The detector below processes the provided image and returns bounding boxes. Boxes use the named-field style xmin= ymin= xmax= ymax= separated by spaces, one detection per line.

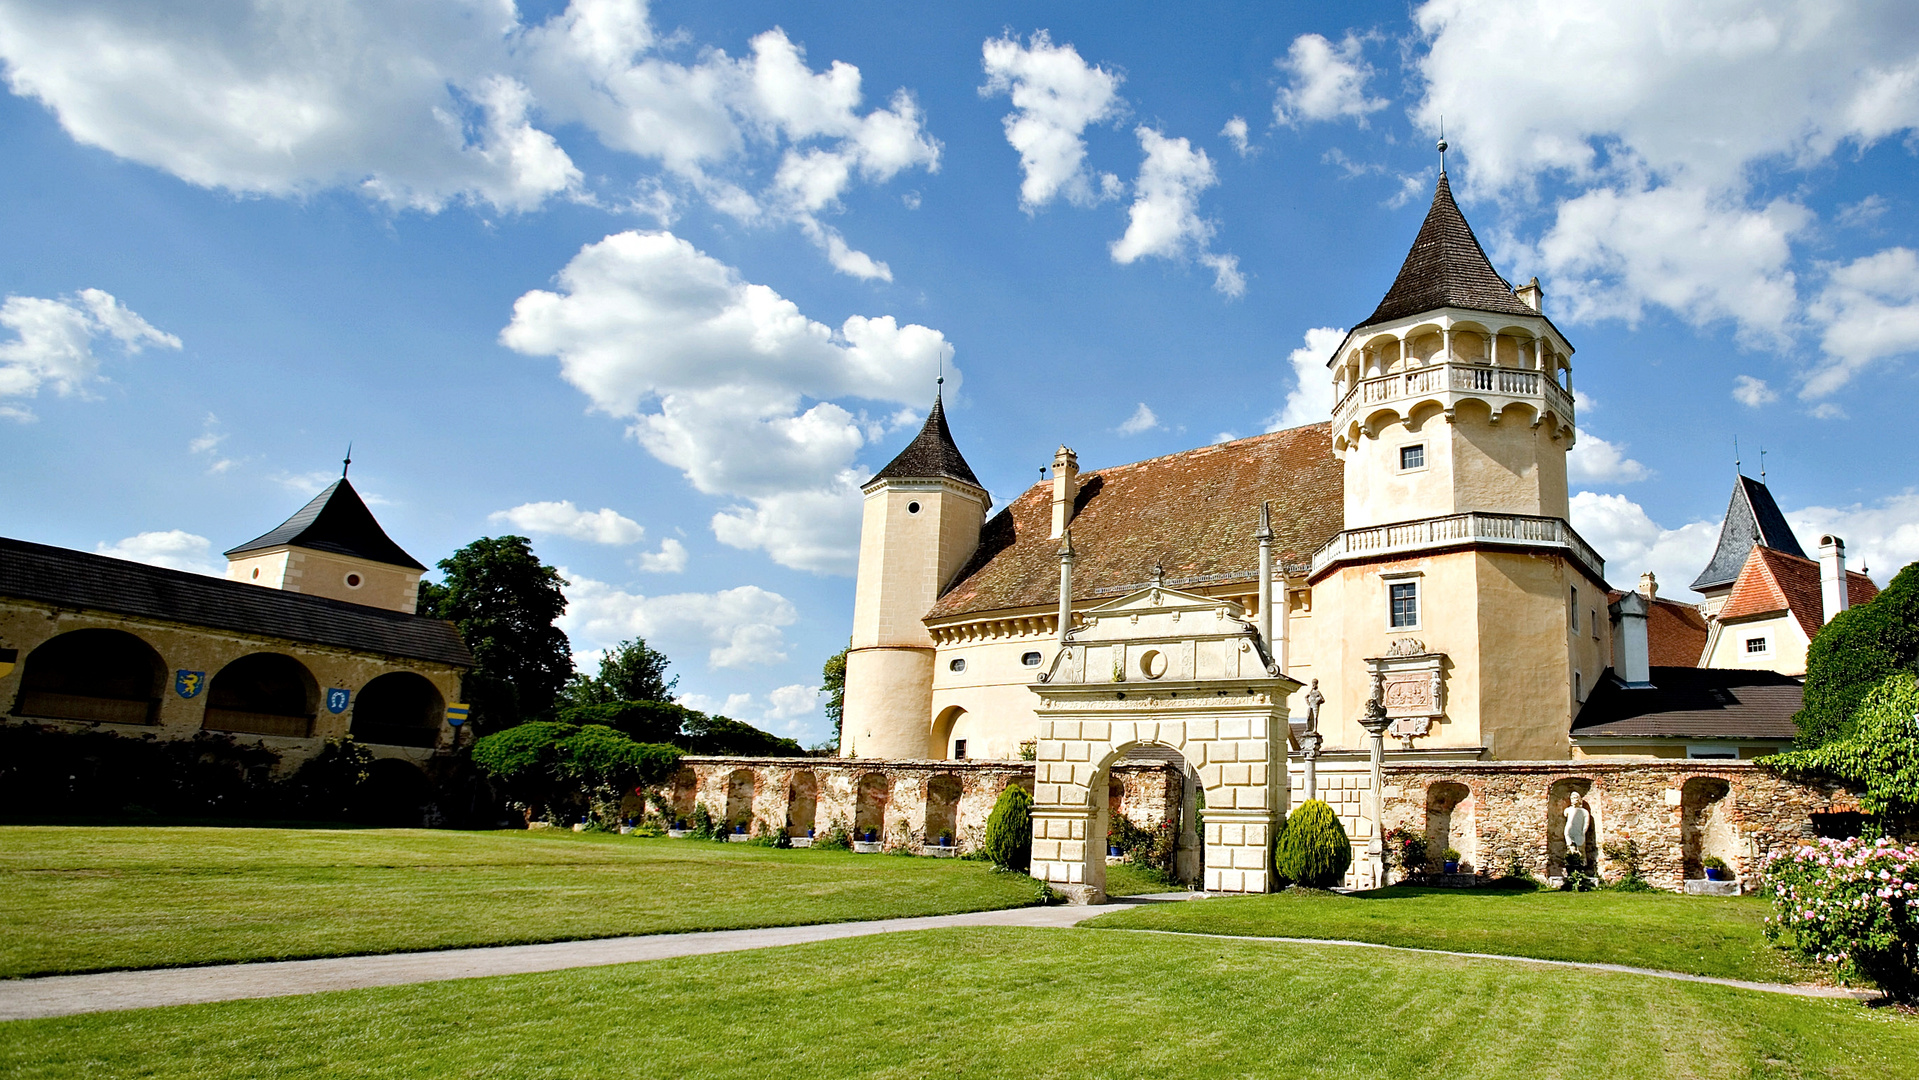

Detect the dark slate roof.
xmin=1357 ymin=172 xmax=1537 ymax=331
xmin=1689 ymin=475 xmax=1807 ymax=593
xmin=1572 ymin=666 xmax=1802 ymax=740
xmin=1 ymin=537 xmax=473 ymax=667
xmin=225 ymin=478 xmax=427 ymax=571
xmin=928 ymin=424 xmax=1343 ymax=619
xmin=870 ymin=393 xmax=983 ymax=489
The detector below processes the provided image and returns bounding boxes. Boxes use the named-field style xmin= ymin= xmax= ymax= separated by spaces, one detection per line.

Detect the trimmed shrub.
xmin=1795 ymin=562 xmax=1919 ymax=748
xmin=983 ymin=784 xmax=1033 ymax=871
xmin=470 ymin=721 xmax=682 ymax=826
xmin=1274 ymin=800 xmax=1351 ymax=888
xmin=1764 ymin=836 xmax=1919 ymax=1001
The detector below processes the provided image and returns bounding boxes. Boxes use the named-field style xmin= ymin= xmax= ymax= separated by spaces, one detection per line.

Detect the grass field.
xmin=6 ymin=927 xmax=1912 ymax=1079
xmin=1086 ymin=885 xmax=1819 ymax=985
xmin=0 ymin=827 xmax=1043 ymax=978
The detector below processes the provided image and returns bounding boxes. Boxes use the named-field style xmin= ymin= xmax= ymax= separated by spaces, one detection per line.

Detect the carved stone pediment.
xmin=1363 ymin=646 xmax=1446 ymax=747
xmin=1041 ymin=585 xmax=1275 ymax=686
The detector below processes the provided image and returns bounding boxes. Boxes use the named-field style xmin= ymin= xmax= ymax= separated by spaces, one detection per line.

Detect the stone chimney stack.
xmin=1516 ymin=276 xmax=1543 ymax=314
xmin=1639 ymin=571 xmax=1658 ymax=603
xmin=1819 ymin=535 xmax=1850 ymax=624
xmin=1610 ymin=591 xmax=1652 ymax=688
xmin=1050 ymin=446 xmax=1079 ymax=539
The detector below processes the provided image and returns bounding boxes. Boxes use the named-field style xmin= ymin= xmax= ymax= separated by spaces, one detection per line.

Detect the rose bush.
xmin=1763 ymin=836 xmax=1919 ymax=1001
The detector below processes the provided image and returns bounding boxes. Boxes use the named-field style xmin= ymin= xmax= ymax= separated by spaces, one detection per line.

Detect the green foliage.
xmin=1273 ymin=800 xmax=1351 ymax=889
xmin=553 ymin=699 xmax=803 ymax=757
xmin=1602 ymin=837 xmax=1654 ymax=891
xmin=1765 ymin=836 xmax=1919 ymax=1001
xmin=821 ymin=643 xmax=848 ymax=745
xmin=1383 ymin=826 xmax=1429 ymax=874
xmin=1560 ymin=851 xmax=1600 ymax=892
xmin=1769 ymin=673 xmax=1919 ymax=830
xmin=687 ymin=803 xmax=718 ymax=840
xmin=562 ymin=637 xmax=678 ymax=709
xmin=0 ymin=724 xmax=286 ymax=821
xmin=434 ymin=536 xmax=574 ymax=731
xmin=983 ymin=784 xmax=1033 ymax=871
xmin=469 ymin=721 xmax=681 ymax=826
xmin=281 ymin=738 xmax=374 ymax=820
xmin=811 ymin=817 xmax=853 ymax=851
xmin=414 ymin=577 xmax=449 ymax=617
xmin=1796 ymin=562 xmax=1919 ymax=747
xmin=1702 ymin=854 xmax=1729 ymax=871
xmin=1109 ymin=814 xmax=1178 ymax=881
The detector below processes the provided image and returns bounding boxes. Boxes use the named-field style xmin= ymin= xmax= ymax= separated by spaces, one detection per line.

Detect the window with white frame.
xmin=1389 ymin=580 xmax=1419 ymax=628
xmin=1398 ymin=443 xmax=1426 ymax=471
xmin=1744 ymin=635 xmax=1771 ymax=655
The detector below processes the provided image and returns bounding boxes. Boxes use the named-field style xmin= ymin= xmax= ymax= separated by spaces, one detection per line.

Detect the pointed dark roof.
xmin=870 ymin=393 xmax=982 ymax=489
xmin=225 ymin=478 xmax=427 ymax=571
xmin=1689 ymin=474 xmax=1806 ymax=593
xmin=1357 ymin=172 xmax=1536 ymax=330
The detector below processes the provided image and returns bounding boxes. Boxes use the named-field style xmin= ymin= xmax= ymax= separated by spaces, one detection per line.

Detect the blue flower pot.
xmin=1443 ymin=861 xmax=1459 ymax=874
xmin=1705 ymin=866 xmax=1731 ymax=881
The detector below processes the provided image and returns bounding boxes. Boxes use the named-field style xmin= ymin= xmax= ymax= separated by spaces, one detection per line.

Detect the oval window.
xmin=1139 ymin=649 xmax=1167 ymax=679
xmin=345 ymin=573 xmax=363 ymax=588
xmin=907 ymin=501 xmax=922 ymax=514
xmin=250 ymin=568 xmax=260 ymax=580
xmin=949 ymin=658 xmax=966 ymax=672
xmin=1021 ymin=651 xmax=1042 ymax=667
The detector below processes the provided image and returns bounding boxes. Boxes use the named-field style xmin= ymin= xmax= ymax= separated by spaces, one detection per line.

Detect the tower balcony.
xmin=1332 ymin=361 xmax=1575 ymax=449
xmin=1308 ymin=511 xmax=1605 ymax=582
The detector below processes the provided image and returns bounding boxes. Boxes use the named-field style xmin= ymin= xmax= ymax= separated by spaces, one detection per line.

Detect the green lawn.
xmin=0 ymin=827 xmax=1043 ymax=978
xmin=6 ymin=928 xmax=1913 ymax=1079
xmin=1086 ymin=885 xmax=1820 ymax=985
xmin=1100 ymin=861 xmax=1185 ymax=897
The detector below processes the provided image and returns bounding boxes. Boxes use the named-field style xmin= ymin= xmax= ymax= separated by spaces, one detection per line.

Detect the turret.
xmin=842 ymin=391 xmax=990 ymax=757
xmin=225 ymin=474 xmax=426 ymax=613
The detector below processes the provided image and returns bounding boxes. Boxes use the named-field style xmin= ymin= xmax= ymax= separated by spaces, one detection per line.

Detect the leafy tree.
xmin=1796 ymin=562 xmax=1919 ymax=747
xmin=433 ymin=536 xmax=573 ymax=731
xmin=1274 ymin=800 xmax=1352 ymax=888
xmin=563 ymin=637 xmax=677 ymax=707
xmin=554 ymin=699 xmax=804 ymax=757
xmin=414 ymin=578 xmax=449 ymax=617
xmin=470 ymin=721 xmax=681 ymax=826
xmin=984 ymin=783 xmax=1033 ymax=870
xmin=1770 ymin=674 xmax=1919 ymax=832
xmin=821 ymin=643 xmax=848 ymax=745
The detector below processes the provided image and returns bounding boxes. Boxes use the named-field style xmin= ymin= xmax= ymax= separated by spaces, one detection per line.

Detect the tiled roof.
xmin=225 ymin=478 xmax=427 ymax=571
xmin=1690 ymin=475 xmax=1805 ymax=593
xmin=1718 ymin=546 xmax=1880 ymax=641
xmin=1612 ymin=591 xmax=1711 ymax=667
xmin=1572 ymin=666 xmax=1802 ymax=740
xmin=870 ymin=393 xmax=982 ymax=489
xmin=927 ymin=424 xmax=1343 ymax=620
xmin=1356 ymin=172 xmax=1536 ymax=331
xmin=1 ymin=537 xmax=473 ymax=667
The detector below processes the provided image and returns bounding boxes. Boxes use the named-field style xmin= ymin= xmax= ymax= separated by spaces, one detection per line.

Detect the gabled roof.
xmin=1609 ymin=591 xmax=1710 ymax=667
xmin=1572 ymin=666 xmax=1802 ymax=740
xmin=927 ymin=424 xmax=1343 ymax=620
xmin=870 ymin=392 xmax=983 ymax=490
xmin=1357 ymin=172 xmax=1537 ymax=331
xmin=2 ymin=537 xmax=471 ymax=667
xmin=225 ymin=478 xmax=427 ymax=571
xmin=1718 ymin=546 xmax=1880 ymax=641
xmin=1690 ymin=475 xmax=1805 ymax=592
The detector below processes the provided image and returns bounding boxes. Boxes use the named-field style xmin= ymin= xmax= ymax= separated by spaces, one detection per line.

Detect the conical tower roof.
xmin=1689 ymin=474 xmax=1806 ymax=593
xmin=1358 ymin=172 xmax=1535 ymax=330
xmin=871 ymin=392 xmax=982 ymax=489
xmin=225 ymin=477 xmax=427 ymax=571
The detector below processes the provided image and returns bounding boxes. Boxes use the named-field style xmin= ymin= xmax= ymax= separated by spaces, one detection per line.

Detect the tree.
xmin=470 ymin=721 xmax=682 ymax=826
xmin=563 ymin=637 xmax=677 ymax=708
xmin=984 ymin=783 xmax=1033 ymax=870
xmin=433 ymin=536 xmax=573 ymax=732
xmin=821 ymin=643 xmax=848 ymax=746
xmin=1274 ymin=800 xmax=1352 ymax=888
xmin=554 ymin=699 xmax=805 ymax=757
xmin=1796 ymin=562 xmax=1919 ymax=747
xmin=1770 ymin=674 xmax=1919 ymax=831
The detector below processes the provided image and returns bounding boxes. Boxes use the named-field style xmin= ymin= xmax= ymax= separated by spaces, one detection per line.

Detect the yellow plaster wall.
xmin=1705 ymin=615 xmax=1811 ymax=677
xmin=850 ymin=483 xmax=986 ymax=651
xmin=226 ymin=546 xmax=421 ymax=614
xmin=841 ymin=646 xmax=934 ymax=758
xmin=1343 ymin=409 xmax=1569 ymax=529
xmin=1474 ymin=551 xmax=1602 ymax=761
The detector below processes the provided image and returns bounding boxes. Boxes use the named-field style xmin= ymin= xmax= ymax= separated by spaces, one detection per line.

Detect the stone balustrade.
xmin=1309 ymin=511 xmax=1605 ymax=580
xmin=1333 ymin=360 xmax=1575 ymax=427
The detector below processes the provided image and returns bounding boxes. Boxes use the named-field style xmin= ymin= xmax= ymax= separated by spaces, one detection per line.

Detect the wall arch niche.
xmin=786 ymin=771 xmax=818 ymax=837
xmin=724 ymin=769 xmax=756 ymax=832
xmin=855 ymin=773 xmax=890 ymax=842
xmin=15 ymin=628 xmax=165 ymax=725
xmin=349 ymin=671 xmax=444 ymax=748
xmin=1680 ymin=777 xmax=1736 ymax=880
xmin=1546 ymin=778 xmax=1598 ymax=875
xmin=1425 ymin=781 xmax=1475 ymax=874
xmin=203 ymin=653 xmax=318 ymax=737
xmin=667 ymin=768 xmax=698 ymax=826
xmin=925 ymin=774 xmax=962 ymax=846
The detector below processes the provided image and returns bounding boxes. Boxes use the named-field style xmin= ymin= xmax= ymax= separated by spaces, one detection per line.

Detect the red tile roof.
xmin=927 ymin=425 xmax=1344 ymax=620
xmin=1608 ymin=591 xmax=1710 ymax=667
xmin=1718 ymin=546 xmax=1880 ymax=640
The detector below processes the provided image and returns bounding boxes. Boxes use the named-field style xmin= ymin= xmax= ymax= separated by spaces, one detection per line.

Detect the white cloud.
xmin=490 ymin=500 xmax=645 ymax=544
xmin=1567 ymin=433 xmax=1650 ymax=484
xmin=1221 ymin=116 xmax=1252 ymax=157
xmin=1568 ymin=492 xmax=1719 ymax=601
xmin=1804 ymin=246 xmax=1919 ymax=399
xmin=1213 ymin=431 xmax=1239 ymax=444
xmin=1836 ymin=194 xmax=1888 ymax=229
xmin=559 ymin=569 xmax=797 ymax=670
xmin=1267 ymin=327 xmax=1344 ymax=430
xmin=1731 ymin=374 xmax=1779 ymax=408
xmin=1115 ymin=402 xmax=1161 ymax=435
xmin=188 ymin=413 xmax=235 ymax=474
xmin=636 ymin=536 xmax=688 ymax=573
xmin=1787 ymin=491 xmax=1919 ymax=585
xmin=765 ymin=683 xmax=821 ymax=720
xmin=0 ymin=288 xmax=179 ymax=420
xmin=677 ymin=692 xmax=757 ymax=719
xmin=1272 ymin=33 xmax=1387 ymax=127
xmin=980 ymin=31 xmax=1125 ymax=210
xmin=502 ymin=230 xmax=954 ymax=573
xmin=1111 ymin=127 xmax=1243 ymax=297
xmin=95 ymin=530 xmax=223 ymax=577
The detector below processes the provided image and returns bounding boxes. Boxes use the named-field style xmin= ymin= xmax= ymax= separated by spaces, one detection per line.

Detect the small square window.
xmin=1399 ymin=444 xmax=1425 ymax=470
xmin=953 ymin=739 xmax=967 ymax=760
xmin=1389 ymin=581 xmax=1419 ymax=628
xmin=1744 ymin=636 xmax=1769 ymax=655
xmin=1590 ymin=609 xmax=1599 ymax=639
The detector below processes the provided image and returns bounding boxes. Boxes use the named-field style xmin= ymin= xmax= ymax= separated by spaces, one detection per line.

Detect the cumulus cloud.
xmin=490 ymin=500 xmax=645 ymax=544
xmin=1731 ymin=374 xmax=1779 ymax=408
xmin=1221 ymin=116 xmax=1252 ymax=157
xmin=188 ymin=413 xmax=236 ymax=474
xmin=502 ymin=230 xmax=954 ymax=573
xmin=1804 ymin=247 xmax=1919 ymax=399
xmin=980 ymin=31 xmax=1125 ymax=210
xmin=636 ymin=536 xmax=689 ymax=573
xmin=0 ymin=288 xmax=179 ymax=420
xmin=1272 ymin=33 xmax=1387 ymax=126
xmin=1267 ymin=327 xmax=1345 ymax=430
xmin=559 ymin=569 xmax=797 ymax=670
xmin=1787 ymin=491 xmax=1919 ymax=585
xmin=1111 ymin=127 xmax=1243 ymax=296
xmin=96 ymin=530 xmax=223 ymax=577
xmin=1568 ymin=492 xmax=1719 ymax=600
xmin=765 ymin=683 xmax=821 ymax=720
xmin=1567 ymin=433 xmax=1650 ymax=484
xmin=1115 ymin=402 xmax=1161 ymax=435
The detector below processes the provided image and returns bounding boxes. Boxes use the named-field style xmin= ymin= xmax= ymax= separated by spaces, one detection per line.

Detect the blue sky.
xmin=3 ymin=1 xmax=1917 ymax=745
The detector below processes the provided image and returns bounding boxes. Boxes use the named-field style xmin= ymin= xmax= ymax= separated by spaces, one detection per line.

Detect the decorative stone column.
xmin=1357 ymin=689 xmax=1392 ymax=890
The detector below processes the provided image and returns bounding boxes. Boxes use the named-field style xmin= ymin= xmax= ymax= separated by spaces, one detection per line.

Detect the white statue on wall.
xmin=1563 ymin=791 xmax=1592 ymax=857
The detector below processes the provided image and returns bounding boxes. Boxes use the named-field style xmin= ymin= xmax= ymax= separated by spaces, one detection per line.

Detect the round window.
xmin=949 ymin=658 xmax=966 ymax=672
xmin=344 ymin=573 xmax=363 ymax=588
xmin=1021 ymin=651 xmax=1042 ymax=667
xmin=1138 ymin=649 xmax=1167 ymax=679
xmin=250 ymin=568 xmax=260 ymax=580
xmin=907 ymin=501 xmax=922 ymax=514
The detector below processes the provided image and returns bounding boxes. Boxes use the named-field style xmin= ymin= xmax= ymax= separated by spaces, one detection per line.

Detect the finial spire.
xmin=1151 ymin=561 xmax=1165 ymax=587
xmin=342 ymin=442 xmax=352 ymax=478
xmin=1734 ymin=435 xmax=1742 ymax=477
xmin=1759 ymin=445 xmax=1768 ymax=483
xmin=1437 ymin=117 xmax=1448 ymax=175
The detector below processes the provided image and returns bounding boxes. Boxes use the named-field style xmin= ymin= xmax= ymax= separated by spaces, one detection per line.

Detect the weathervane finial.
xmin=342 ymin=442 xmax=352 ymax=478
xmin=1437 ymin=116 xmax=1448 ymax=174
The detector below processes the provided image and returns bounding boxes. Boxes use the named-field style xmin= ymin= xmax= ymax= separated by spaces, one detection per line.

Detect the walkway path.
xmin=0 ymin=897 xmax=1876 ymax=1021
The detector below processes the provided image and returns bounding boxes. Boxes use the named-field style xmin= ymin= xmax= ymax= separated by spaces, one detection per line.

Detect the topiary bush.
xmin=1274 ymin=799 xmax=1352 ymax=888
xmin=1795 ymin=562 xmax=1919 ymax=748
xmin=983 ymin=784 xmax=1033 ymax=871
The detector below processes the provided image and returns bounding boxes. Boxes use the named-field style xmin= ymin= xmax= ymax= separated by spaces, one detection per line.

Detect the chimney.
xmin=1517 ymin=276 xmax=1543 ymax=314
xmin=1639 ymin=571 xmax=1658 ymax=603
xmin=1050 ymin=446 xmax=1079 ymax=539
xmin=1818 ymin=535 xmax=1850 ymax=624
xmin=1610 ymin=591 xmax=1651 ymax=688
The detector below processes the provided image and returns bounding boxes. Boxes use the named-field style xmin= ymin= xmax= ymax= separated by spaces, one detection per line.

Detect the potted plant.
xmin=1442 ymin=848 xmax=1462 ymax=874
xmin=734 ymin=822 xmax=746 ymax=835
xmin=939 ymin=831 xmax=953 ymax=848
xmin=807 ymin=826 xmax=815 ymax=838
xmin=1702 ymin=855 xmax=1732 ymax=881
xmin=865 ymin=828 xmax=877 ymax=843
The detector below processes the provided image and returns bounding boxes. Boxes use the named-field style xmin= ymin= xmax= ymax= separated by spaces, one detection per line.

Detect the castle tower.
xmin=842 ymin=392 xmax=990 ymax=757
xmin=225 ymin=476 xmax=427 ymax=614
xmin=1307 ymin=165 xmax=1608 ymax=761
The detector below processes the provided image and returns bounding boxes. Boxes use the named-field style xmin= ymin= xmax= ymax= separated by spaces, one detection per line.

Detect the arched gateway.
xmin=1028 ymin=585 xmax=1299 ymax=902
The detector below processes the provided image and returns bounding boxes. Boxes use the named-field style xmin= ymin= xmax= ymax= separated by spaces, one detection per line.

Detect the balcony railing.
xmin=1309 ymin=511 xmax=1605 ymax=580
xmin=1333 ymin=361 xmax=1575 ymax=424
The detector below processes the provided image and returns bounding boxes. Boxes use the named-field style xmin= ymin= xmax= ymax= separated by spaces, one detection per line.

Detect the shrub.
xmin=1764 ymin=836 xmax=1919 ymax=1001
xmin=1442 ymin=847 xmax=1462 ymax=864
xmin=1768 ymin=674 xmax=1919 ymax=833
xmin=1702 ymin=854 xmax=1728 ymax=871
xmin=470 ymin=721 xmax=682 ymax=827
xmin=1794 ymin=562 xmax=1919 ymax=748
xmin=1274 ymin=800 xmax=1351 ymax=888
xmin=1110 ymin=814 xmax=1179 ymax=880
xmin=1383 ymin=826 xmax=1429 ymax=875
xmin=812 ymin=817 xmax=853 ymax=851
xmin=687 ymin=802 xmax=718 ymax=840
xmin=983 ymin=784 xmax=1033 ymax=871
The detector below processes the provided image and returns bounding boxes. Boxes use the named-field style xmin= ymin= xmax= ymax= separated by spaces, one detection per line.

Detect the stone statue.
xmin=1303 ymin=679 xmax=1324 ymax=733
xmin=1563 ymin=791 xmax=1592 ymax=857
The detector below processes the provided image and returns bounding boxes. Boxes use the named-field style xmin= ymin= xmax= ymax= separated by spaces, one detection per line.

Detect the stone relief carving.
xmin=1386 ymin=637 xmax=1427 ymax=657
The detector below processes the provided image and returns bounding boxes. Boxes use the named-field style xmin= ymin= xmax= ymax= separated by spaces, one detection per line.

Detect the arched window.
xmin=349 ymin=671 xmax=444 ymax=748
xmin=203 ymin=653 xmax=317 ymax=737
xmin=16 ymin=628 xmax=165 ymax=724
